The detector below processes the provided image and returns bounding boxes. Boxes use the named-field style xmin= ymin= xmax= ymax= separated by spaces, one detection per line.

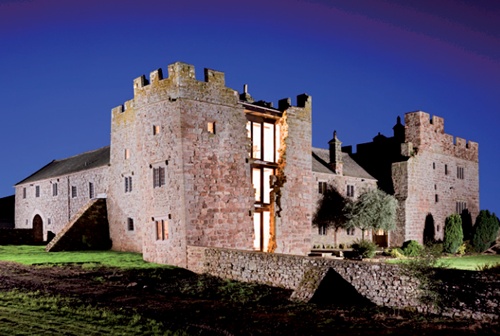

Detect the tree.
xmin=443 ymin=214 xmax=463 ymax=254
xmin=472 ymin=210 xmax=500 ymax=253
xmin=312 ymin=184 xmax=351 ymax=244
xmin=343 ymin=188 xmax=398 ymax=240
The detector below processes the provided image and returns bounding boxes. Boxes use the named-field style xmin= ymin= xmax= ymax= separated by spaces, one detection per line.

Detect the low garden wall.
xmin=0 ymin=228 xmax=35 ymax=245
xmin=187 ymin=246 xmax=499 ymax=320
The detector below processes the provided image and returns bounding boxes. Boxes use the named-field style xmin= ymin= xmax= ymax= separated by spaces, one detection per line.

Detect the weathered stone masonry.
xmin=187 ymin=246 xmax=499 ymax=320
xmin=109 ymin=62 xmax=313 ymax=267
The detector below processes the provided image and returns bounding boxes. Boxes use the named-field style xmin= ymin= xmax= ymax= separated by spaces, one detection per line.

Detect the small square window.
xmin=207 ymin=122 xmax=216 ymax=134
xmin=153 ymin=125 xmax=160 ymax=135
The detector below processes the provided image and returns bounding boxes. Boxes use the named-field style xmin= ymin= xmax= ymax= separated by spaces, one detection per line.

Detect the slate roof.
xmin=312 ymin=147 xmax=376 ymax=180
xmin=16 ymin=146 xmax=110 ymax=185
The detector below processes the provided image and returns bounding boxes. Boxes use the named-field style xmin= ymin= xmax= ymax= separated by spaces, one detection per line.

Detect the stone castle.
xmin=12 ymin=61 xmax=479 ymax=266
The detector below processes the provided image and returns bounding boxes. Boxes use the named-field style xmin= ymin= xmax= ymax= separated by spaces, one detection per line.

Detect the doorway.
xmin=33 ymin=215 xmax=43 ymax=242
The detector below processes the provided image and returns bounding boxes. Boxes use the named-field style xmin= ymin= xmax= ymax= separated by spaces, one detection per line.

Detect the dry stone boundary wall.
xmin=187 ymin=246 xmax=499 ymax=320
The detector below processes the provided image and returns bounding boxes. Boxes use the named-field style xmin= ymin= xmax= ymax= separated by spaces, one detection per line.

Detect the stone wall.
xmin=187 ymin=246 xmax=499 ymax=319
xmin=390 ymin=111 xmax=480 ymax=246
xmin=275 ymin=95 xmax=313 ymax=255
xmin=109 ymin=62 xmax=256 ymax=267
xmin=46 ymin=198 xmax=110 ymax=252
xmin=0 ymin=228 xmax=35 ymax=245
xmin=15 ymin=165 xmax=109 ymax=241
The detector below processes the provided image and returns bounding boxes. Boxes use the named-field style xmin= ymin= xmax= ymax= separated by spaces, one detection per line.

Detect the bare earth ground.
xmin=0 ymin=261 xmax=498 ymax=335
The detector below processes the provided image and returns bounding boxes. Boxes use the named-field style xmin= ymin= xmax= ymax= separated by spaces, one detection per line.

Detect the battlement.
xmin=404 ymin=111 xmax=478 ymax=161
xmin=131 ymin=61 xmax=227 ymax=95
xmin=278 ymin=94 xmax=312 ymax=111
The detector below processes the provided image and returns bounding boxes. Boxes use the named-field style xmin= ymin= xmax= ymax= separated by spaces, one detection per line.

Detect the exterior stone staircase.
xmin=46 ymin=198 xmax=111 ymax=252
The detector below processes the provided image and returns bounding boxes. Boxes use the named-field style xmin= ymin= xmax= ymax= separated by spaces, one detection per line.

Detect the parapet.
xmin=278 ymin=94 xmax=312 ymax=111
xmin=131 ymin=61 xmax=227 ymax=96
xmin=404 ymin=111 xmax=478 ymax=161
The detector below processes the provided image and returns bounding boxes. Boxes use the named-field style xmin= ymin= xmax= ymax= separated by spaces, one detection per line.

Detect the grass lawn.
xmin=0 ymin=245 xmax=170 ymax=269
xmin=437 ymin=254 xmax=500 ymax=270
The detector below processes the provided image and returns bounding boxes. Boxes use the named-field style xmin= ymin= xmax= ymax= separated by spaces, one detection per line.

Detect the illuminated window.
xmin=153 ymin=125 xmax=160 ymax=135
xmin=248 ymin=120 xmax=280 ymax=163
xmin=125 ymin=149 xmax=130 ymax=160
xmin=207 ymin=122 xmax=216 ymax=134
xmin=155 ymin=220 xmax=168 ymax=240
xmin=252 ymin=168 xmax=261 ymax=202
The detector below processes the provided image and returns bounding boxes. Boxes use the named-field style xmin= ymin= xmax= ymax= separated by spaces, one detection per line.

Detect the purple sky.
xmin=1 ymin=0 xmax=499 ymax=215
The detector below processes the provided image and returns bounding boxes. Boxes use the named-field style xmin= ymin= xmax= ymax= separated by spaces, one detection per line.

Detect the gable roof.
xmin=312 ymin=147 xmax=376 ymax=180
xmin=15 ymin=146 xmax=110 ymax=185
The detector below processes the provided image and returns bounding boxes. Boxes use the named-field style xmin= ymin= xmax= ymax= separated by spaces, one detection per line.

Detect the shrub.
xmin=389 ymin=248 xmax=406 ymax=259
xmin=443 ymin=214 xmax=463 ymax=254
xmin=472 ymin=210 xmax=500 ymax=253
xmin=351 ymin=239 xmax=377 ymax=259
xmin=402 ymin=240 xmax=424 ymax=257
xmin=456 ymin=243 xmax=466 ymax=256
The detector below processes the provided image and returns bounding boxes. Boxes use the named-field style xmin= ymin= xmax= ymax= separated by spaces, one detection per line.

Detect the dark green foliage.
xmin=443 ymin=214 xmax=463 ymax=254
xmin=351 ymin=239 xmax=377 ymax=258
xmin=472 ymin=210 xmax=500 ymax=253
xmin=313 ymin=184 xmax=351 ymax=230
xmin=402 ymin=240 xmax=423 ymax=257
xmin=344 ymin=188 xmax=398 ymax=239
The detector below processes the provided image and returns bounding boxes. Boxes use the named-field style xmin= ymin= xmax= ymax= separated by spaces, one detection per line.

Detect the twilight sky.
xmin=1 ymin=0 xmax=499 ymax=215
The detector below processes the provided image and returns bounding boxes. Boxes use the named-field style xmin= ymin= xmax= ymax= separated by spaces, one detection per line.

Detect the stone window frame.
xmin=127 ymin=217 xmax=134 ymax=231
xmin=35 ymin=185 xmax=40 ymax=198
xmin=207 ymin=121 xmax=216 ymax=134
xmin=124 ymin=149 xmax=130 ymax=160
xmin=318 ymin=181 xmax=327 ymax=194
xmin=23 ymin=187 xmax=26 ymax=199
xmin=456 ymin=201 xmax=467 ymax=214
xmin=71 ymin=186 xmax=77 ymax=198
xmin=124 ymin=176 xmax=133 ymax=193
xmin=153 ymin=125 xmax=160 ymax=135
xmin=346 ymin=184 xmax=355 ymax=197
xmin=152 ymin=165 xmax=166 ymax=188
xmin=154 ymin=217 xmax=168 ymax=241
xmin=435 ymin=194 xmax=439 ymax=203
xmin=89 ymin=182 xmax=94 ymax=199
xmin=445 ymin=164 xmax=448 ymax=175
xmin=346 ymin=227 xmax=355 ymax=236
xmin=52 ymin=183 xmax=58 ymax=197
xmin=318 ymin=224 xmax=327 ymax=235
xmin=457 ymin=166 xmax=465 ymax=180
